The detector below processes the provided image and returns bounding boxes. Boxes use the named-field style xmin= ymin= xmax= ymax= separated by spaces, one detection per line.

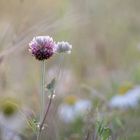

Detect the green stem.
xmin=37 ymin=61 xmax=46 ymax=140
xmin=41 ymin=60 xmax=46 ymax=121
xmin=37 ymin=55 xmax=64 ymax=140
xmin=37 ymin=132 xmax=40 ymax=140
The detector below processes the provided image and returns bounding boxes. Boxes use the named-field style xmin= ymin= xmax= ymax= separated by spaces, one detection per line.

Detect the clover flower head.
xmin=55 ymin=41 xmax=72 ymax=54
xmin=29 ymin=36 xmax=56 ymax=60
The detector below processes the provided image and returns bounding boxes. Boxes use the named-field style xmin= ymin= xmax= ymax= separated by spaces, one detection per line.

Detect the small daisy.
xmin=0 ymin=98 xmax=29 ymax=140
xmin=58 ymin=96 xmax=92 ymax=123
xmin=109 ymin=86 xmax=140 ymax=109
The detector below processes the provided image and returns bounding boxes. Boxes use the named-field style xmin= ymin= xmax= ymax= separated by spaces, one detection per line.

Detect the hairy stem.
xmin=37 ymin=55 xmax=63 ymax=140
xmin=41 ymin=60 xmax=46 ymax=121
xmin=37 ymin=61 xmax=46 ymax=140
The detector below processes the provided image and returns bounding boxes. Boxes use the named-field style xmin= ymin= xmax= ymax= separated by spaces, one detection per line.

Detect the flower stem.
xmin=41 ymin=61 xmax=46 ymax=121
xmin=37 ymin=61 xmax=46 ymax=140
xmin=37 ymin=55 xmax=63 ymax=140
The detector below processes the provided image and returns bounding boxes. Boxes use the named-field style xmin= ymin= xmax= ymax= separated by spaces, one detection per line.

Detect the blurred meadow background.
xmin=0 ymin=0 xmax=140 ymax=140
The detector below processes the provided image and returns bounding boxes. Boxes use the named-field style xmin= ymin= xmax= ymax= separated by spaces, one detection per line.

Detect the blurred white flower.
xmin=58 ymin=98 xmax=92 ymax=123
xmin=0 ymin=112 xmax=27 ymax=140
xmin=58 ymin=104 xmax=76 ymax=123
xmin=109 ymin=86 xmax=140 ymax=109
xmin=55 ymin=41 xmax=72 ymax=54
xmin=0 ymin=99 xmax=29 ymax=140
xmin=1 ymin=129 xmax=21 ymax=140
xmin=74 ymin=100 xmax=92 ymax=115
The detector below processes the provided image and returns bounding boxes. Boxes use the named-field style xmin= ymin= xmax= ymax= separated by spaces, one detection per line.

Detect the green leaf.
xmin=28 ymin=118 xmax=38 ymax=133
xmin=97 ymin=120 xmax=104 ymax=136
xmin=102 ymin=128 xmax=111 ymax=140
xmin=96 ymin=120 xmax=111 ymax=140
xmin=115 ymin=117 xmax=124 ymax=129
xmin=46 ymin=78 xmax=56 ymax=92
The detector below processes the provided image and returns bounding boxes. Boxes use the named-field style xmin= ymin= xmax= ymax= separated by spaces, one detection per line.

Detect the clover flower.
xmin=55 ymin=41 xmax=72 ymax=54
xmin=28 ymin=36 xmax=73 ymax=138
xmin=29 ymin=36 xmax=56 ymax=60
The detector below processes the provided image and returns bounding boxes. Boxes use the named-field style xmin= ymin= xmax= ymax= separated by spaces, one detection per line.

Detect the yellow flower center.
xmin=118 ymin=82 xmax=133 ymax=95
xmin=0 ymin=98 xmax=19 ymax=117
xmin=64 ymin=95 xmax=77 ymax=105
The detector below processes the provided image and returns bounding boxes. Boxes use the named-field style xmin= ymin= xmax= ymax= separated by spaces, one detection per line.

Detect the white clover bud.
xmin=55 ymin=41 xmax=72 ymax=54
